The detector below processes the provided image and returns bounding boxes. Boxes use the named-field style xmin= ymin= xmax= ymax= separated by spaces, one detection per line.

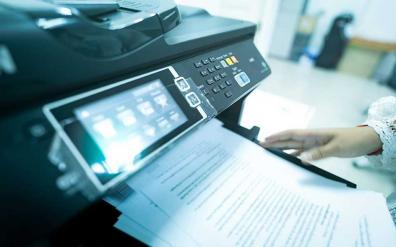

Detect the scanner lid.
xmin=0 ymin=0 xmax=180 ymax=58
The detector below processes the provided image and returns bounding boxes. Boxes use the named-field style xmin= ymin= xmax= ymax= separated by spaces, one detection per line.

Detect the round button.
xmin=24 ymin=120 xmax=52 ymax=141
xmin=29 ymin=124 xmax=47 ymax=138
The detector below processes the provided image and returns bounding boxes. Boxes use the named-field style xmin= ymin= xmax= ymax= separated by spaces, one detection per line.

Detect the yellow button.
xmin=225 ymin=57 xmax=234 ymax=65
xmin=231 ymin=56 xmax=238 ymax=63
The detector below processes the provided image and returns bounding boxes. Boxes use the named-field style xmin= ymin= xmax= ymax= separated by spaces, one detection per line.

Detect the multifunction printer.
xmin=0 ymin=0 xmax=271 ymax=245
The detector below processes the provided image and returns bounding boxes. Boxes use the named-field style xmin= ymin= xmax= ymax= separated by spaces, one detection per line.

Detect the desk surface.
xmin=351 ymin=37 xmax=396 ymax=52
xmin=242 ymin=57 xmax=396 ymax=197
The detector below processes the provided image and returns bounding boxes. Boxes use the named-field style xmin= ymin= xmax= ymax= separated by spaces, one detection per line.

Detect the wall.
xmin=306 ymin=0 xmax=368 ymax=54
xmin=268 ymin=0 xmax=306 ymax=59
xmin=174 ymin=0 xmax=396 ymax=58
xmin=354 ymin=0 xmax=396 ymax=43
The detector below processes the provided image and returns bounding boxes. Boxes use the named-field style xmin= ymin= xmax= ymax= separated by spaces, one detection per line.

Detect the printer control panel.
xmin=39 ymin=39 xmax=270 ymax=200
xmin=174 ymin=39 xmax=271 ymax=113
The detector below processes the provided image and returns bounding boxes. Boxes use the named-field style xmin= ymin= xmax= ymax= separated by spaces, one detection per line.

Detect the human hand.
xmin=261 ymin=127 xmax=382 ymax=162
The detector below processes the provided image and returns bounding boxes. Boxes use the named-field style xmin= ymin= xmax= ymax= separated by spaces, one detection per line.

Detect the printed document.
xmin=113 ymin=119 xmax=396 ymax=246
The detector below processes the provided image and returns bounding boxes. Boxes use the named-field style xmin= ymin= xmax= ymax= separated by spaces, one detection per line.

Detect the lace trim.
xmin=367 ymin=96 xmax=396 ymax=120
xmin=364 ymin=96 xmax=396 ymax=169
xmin=366 ymin=119 xmax=396 ymax=169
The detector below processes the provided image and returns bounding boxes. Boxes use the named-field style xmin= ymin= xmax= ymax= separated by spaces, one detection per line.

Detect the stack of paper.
xmin=106 ymin=119 xmax=396 ymax=247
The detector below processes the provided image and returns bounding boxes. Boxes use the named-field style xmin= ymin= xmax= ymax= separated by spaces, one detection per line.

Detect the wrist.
xmin=358 ymin=126 xmax=383 ymax=155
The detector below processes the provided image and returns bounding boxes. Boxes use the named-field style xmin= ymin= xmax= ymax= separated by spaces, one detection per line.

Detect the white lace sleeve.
xmin=365 ymin=96 xmax=396 ymax=169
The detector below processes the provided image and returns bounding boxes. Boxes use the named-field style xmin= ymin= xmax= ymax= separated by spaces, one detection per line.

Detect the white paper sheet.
xmin=122 ymin=119 xmax=395 ymax=246
xmin=240 ymin=90 xmax=315 ymax=141
xmin=112 ymin=119 xmax=395 ymax=246
xmin=115 ymin=215 xmax=171 ymax=247
xmin=115 ymin=191 xmax=199 ymax=247
xmin=115 ymin=183 xmax=395 ymax=247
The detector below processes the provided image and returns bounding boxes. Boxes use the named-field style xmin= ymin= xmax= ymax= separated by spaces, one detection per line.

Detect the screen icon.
xmin=154 ymin=94 xmax=169 ymax=108
xmin=93 ymin=119 xmax=117 ymax=138
xmin=91 ymin=162 xmax=106 ymax=174
xmin=117 ymin=109 xmax=136 ymax=126
xmin=80 ymin=110 xmax=90 ymax=118
xmin=137 ymin=101 xmax=155 ymax=116
xmin=169 ymin=111 xmax=181 ymax=122
xmin=157 ymin=118 xmax=171 ymax=130
xmin=143 ymin=124 xmax=156 ymax=137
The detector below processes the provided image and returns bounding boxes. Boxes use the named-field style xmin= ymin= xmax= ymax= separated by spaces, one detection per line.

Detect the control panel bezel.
xmin=43 ymin=66 xmax=209 ymax=198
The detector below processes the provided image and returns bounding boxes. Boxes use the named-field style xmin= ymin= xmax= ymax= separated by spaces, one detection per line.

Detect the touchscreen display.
xmin=74 ymin=80 xmax=188 ymax=177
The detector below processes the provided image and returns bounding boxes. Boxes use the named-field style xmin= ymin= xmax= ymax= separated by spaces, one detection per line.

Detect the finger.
xmin=290 ymin=150 xmax=303 ymax=156
xmin=264 ymin=130 xmax=300 ymax=143
xmin=265 ymin=129 xmax=315 ymax=143
xmin=287 ymin=150 xmax=311 ymax=166
xmin=300 ymin=144 xmax=336 ymax=161
xmin=261 ymin=140 xmax=305 ymax=150
xmin=300 ymin=159 xmax=312 ymax=166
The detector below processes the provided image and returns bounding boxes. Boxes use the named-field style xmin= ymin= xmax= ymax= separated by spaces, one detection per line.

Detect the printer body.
xmin=0 ymin=0 xmax=270 ymax=246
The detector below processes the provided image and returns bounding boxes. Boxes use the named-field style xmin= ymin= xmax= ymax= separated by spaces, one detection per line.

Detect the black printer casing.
xmin=0 ymin=1 xmax=270 ymax=246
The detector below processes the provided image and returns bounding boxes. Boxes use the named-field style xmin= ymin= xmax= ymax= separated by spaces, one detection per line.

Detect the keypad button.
xmin=194 ymin=62 xmax=203 ymax=68
xmin=234 ymin=72 xmax=251 ymax=87
xmin=225 ymin=80 xmax=232 ymax=86
xmin=202 ymin=89 xmax=209 ymax=95
xmin=220 ymin=72 xmax=227 ymax=78
xmin=200 ymin=70 xmax=209 ymax=76
xmin=231 ymin=56 xmax=238 ymax=63
xmin=209 ymin=57 xmax=216 ymax=62
xmin=215 ymin=65 xmax=222 ymax=70
xmin=212 ymin=86 xmax=220 ymax=94
xmin=225 ymin=91 xmax=233 ymax=98
xmin=214 ymin=75 xmax=221 ymax=81
xmin=241 ymin=73 xmax=250 ymax=82
xmin=206 ymin=78 xmax=214 ymax=85
xmin=225 ymin=57 xmax=234 ymax=65
xmin=202 ymin=59 xmax=210 ymax=65
xmin=219 ymin=83 xmax=226 ymax=89
xmin=220 ymin=60 xmax=228 ymax=68
xmin=208 ymin=67 xmax=216 ymax=73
